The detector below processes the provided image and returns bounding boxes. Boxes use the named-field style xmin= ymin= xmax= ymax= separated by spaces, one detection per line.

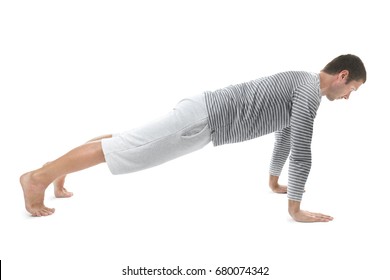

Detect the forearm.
xmin=269 ymin=129 xmax=291 ymax=176
xmin=287 ymin=159 xmax=311 ymax=201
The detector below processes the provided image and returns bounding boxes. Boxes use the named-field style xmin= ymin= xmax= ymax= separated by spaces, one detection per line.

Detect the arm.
xmin=268 ymin=120 xmax=332 ymax=222
xmin=269 ymin=128 xmax=291 ymax=193
xmin=288 ymin=86 xmax=332 ymax=222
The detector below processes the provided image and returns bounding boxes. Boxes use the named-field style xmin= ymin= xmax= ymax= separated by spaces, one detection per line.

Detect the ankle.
xmin=30 ymin=169 xmax=51 ymax=187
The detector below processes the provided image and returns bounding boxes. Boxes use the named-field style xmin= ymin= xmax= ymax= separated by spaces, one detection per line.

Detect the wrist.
xmin=288 ymin=199 xmax=301 ymax=216
xmin=269 ymin=174 xmax=279 ymax=187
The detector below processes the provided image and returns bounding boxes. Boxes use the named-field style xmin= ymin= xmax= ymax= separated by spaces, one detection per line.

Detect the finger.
xmin=310 ymin=212 xmax=333 ymax=222
xmin=316 ymin=213 xmax=333 ymax=220
xmin=300 ymin=211 xmax=332 ymax=222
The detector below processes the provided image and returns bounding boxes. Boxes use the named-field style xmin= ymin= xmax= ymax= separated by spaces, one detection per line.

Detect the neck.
xmin=319 ymin=71 xmax=334 ymax=96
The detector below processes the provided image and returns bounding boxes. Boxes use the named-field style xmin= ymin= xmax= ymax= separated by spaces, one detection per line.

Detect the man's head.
xmin=320 ymin=54 xmax=366 ymax=101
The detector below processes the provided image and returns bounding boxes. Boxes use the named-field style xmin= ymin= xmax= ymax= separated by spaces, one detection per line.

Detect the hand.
xmin=288 ymin=200 xmax=333 ymax=223
xmin=270 ymin=184 xmax=287 ymax=194
xmin=269 ymin=175 xmax=287 ymax=194
xmin=290 ymin=209 xmax=333 ymax=223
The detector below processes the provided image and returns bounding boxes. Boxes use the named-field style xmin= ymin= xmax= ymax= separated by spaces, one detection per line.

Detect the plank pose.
xmin=20 ymin=54 xmax=366 ymax=222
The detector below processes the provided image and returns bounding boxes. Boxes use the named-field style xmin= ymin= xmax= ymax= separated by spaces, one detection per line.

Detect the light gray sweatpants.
xmin=101 ymin=94 xmax=211 ymax=175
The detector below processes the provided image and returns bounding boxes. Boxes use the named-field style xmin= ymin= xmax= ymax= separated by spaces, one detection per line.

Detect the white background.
xmin=1 ymin=0 xmax=389 ymax=279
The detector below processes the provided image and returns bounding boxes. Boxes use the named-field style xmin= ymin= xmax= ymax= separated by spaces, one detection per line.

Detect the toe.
xmin=63 ymin=188 xmax=73 ymax=197
xmin=44 ymin=207 xmax=55 ymax=214
xmin=33 ymin=211 xmax=41 ymax=217
xmin=40 ymin=208 xmax=54 ymax=216
xmin=30 ymin=206 xmax=55 ymax=217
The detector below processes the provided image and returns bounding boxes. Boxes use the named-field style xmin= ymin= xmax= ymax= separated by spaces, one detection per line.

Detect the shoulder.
xmin=264 ymin=71 xmax=318 ymax=89
xmin=276 ymin=71 xmax=318 ymax=85
xmin=289 ymin=72 xmax=321 ymax=115
xmin=288 ymin=71 xmax=320 ymax=97
xmin=271 ymin=71 xmax=316 ymax=80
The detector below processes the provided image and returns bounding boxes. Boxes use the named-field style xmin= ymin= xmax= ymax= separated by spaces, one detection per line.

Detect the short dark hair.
xmin=322 ymin=54 xmax=367 ymax=83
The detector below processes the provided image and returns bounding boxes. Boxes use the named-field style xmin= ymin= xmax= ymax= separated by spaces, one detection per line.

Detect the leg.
xmin=20 ymin=140 xmax=106 ymax=216
xmin=102 ymin=95 xmax=210 ymax=175
xmin=52 ymin=134 xmax=112 ymax=198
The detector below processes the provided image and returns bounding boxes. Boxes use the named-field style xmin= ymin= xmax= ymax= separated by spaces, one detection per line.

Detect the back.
xmin=204 ymin=71 xmax=322 ymax=146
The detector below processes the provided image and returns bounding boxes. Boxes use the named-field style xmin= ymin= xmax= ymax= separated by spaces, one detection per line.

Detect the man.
xmin=20 ymin=54 xmax=366 ymax=222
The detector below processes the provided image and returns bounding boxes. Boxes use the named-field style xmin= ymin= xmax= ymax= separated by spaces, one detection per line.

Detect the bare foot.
xmin=53 ymin=175 xmax=73 ymax=198
xmin=20 ymin=172 xmax=55 ymax=217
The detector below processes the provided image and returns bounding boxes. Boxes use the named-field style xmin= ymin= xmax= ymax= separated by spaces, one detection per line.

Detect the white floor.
xmin=1 ymin=1 xmax=389 ymax=279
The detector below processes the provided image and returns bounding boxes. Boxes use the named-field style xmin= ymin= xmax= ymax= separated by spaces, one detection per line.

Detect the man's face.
xmin=326 ymin=71 xmax=364 ymax=101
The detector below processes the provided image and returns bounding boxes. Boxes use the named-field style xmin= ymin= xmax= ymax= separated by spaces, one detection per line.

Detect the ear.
xmin=339 ymin=70 xmax=349 ymax=81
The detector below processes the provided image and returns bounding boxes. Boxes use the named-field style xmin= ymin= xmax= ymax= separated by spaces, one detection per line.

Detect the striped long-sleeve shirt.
xmin=204 ymin=71 xmax=322 ymax=201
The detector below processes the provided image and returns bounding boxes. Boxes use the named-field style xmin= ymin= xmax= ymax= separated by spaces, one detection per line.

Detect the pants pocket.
xmin=181 ymin=120 xmax=209 ymax=138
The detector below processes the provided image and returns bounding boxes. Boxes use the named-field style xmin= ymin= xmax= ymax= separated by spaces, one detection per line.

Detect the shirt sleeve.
xmin=269 ymin=127 xmax=291 ymax=176
xmin=287 ymin=85 xmax=319 ymax=201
